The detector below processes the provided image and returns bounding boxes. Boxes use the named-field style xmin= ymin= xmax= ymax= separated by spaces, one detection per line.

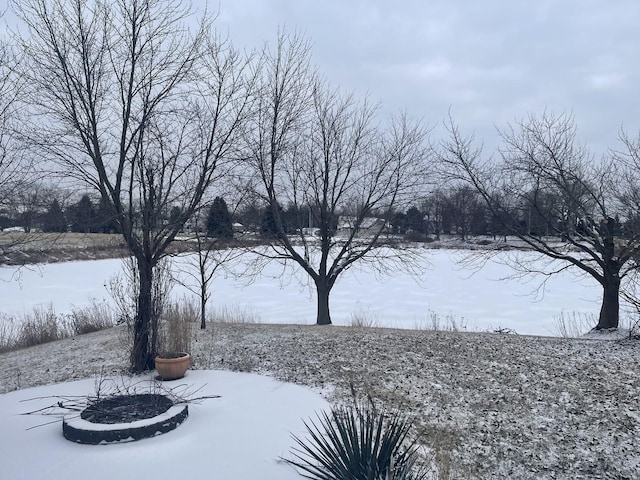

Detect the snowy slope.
xmin=1 ymin=324 xmax=639 ymax=479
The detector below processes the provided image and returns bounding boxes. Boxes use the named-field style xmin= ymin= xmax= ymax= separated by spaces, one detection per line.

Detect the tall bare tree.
xmin=0 ymin=34 xmax=33 ymax=238
xmin=441 ymin=111 xmax=640 ymax=330
xmin=0 ymin=35 xmax=45 ymax=263
xmin=14 ymin=0 xmax=255 ymax=371
xmin=0 ymin=38 xmax=20 ymax=199
xmin=248 ymin=33 xmax=430 ymax=325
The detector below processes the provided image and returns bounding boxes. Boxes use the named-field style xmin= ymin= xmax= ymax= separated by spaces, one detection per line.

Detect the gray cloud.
xmin=3 ymin=0 xmax=636 ymax=155
xmin=216 ymin=0 xmax=640 ymax=154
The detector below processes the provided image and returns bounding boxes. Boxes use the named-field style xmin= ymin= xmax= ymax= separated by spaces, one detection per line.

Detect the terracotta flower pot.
xmin=155 ymin=352 xmax=191 ymax=380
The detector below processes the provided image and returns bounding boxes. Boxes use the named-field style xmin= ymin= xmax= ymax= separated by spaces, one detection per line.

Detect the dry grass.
xmin=66 ymin=300 xmax=117 ymax=335
xmin=157 ymin=301 xmax=196 ymax=354
xmin=553 ymin=311 xmax=595 ymax=338
xmin=0 ymin=232 xmax=125 ymax=250
xmin=15 ymin=306 xmax=62 ymax=347
xmin=209 ymin=304 xmax=262 ymax=324
xmin=0 ymin=302 xmax=115 ymax=353
xmin=349 ymin=304 xmax=381 ymax=327
xmin=551 ymin=310 xmax=638 ymax=338
xmin=0 ymin=232 xmax=127 ymax=265
xmin=0 ymin=232 xmax=262 ymax=266
xmin=412 ymin=310 xmax=468 ymax=332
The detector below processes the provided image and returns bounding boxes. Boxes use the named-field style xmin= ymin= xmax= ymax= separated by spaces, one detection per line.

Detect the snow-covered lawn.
xmin=0 ymin=371 xmax=327 ymax=480
xmin=1 ymin=324 xmax=639 ymax=479
xmin=0 ymin=369 xmax=327 ymax=480
xmin=0 ymin=248 xmax=611 ymax=336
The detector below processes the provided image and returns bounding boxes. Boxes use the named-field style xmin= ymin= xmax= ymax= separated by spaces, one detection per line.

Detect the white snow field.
xmin=0 ymin=370 xmax=329 ymax=480
xmin=0 ymin=248 xmax=610 ymax=336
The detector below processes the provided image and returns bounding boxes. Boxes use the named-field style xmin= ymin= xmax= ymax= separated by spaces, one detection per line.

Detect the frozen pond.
xmin=0 ymin=248 xmax=613 ymax=336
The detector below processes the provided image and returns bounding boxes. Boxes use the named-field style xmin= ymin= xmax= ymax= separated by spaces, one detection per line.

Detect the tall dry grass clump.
xmin=553 ymin=311 xmax=597 ymax=338
xmin=66 ymin=300 xmax=116 ymax=335
xmin=0 ymin=302 xmax=116 ymax=353
xmin=157 ymin=301 xmax=196 ymax=355
xmin=210 ymin=304 xmax=261 ymax=324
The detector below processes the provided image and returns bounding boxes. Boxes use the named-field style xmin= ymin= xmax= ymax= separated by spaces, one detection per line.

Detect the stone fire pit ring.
xmin=62 ymin=393 xmax=188 ymax=445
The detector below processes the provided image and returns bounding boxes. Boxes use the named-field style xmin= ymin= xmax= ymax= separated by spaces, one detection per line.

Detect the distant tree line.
xmin=1 ymin=192 xmax=120 ymax=234
xmin=7 ymin=183 xmax=640 ymax=245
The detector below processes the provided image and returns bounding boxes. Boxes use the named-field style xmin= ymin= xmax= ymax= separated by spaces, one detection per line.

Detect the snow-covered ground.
xmin=0 ymin=248 xmax=614 ymax=336
xmin=1 ymin=323 xmax=639 ymax=479
xmin=0 ymin=369 xmax=328 ymax=480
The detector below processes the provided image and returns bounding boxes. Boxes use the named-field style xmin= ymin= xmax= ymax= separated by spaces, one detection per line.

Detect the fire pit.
xmin=62 ymin=393 xmax=188 ymax=444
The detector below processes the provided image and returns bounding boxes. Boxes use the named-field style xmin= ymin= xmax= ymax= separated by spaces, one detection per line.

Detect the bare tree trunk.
xmin=198 ymin=246 xmax=208 ymax=329
xmin=315 ymin=277 xmax=332 ymax=325
xmin=200 ymin=287 xmax=207 ymax=329
xmin=130 ymin=257 xmax=156 ymax=372
xmin=597 ymin=275 xmax=620 ymax=329
xmin=597 ymin=217 xmax=620 ymax=330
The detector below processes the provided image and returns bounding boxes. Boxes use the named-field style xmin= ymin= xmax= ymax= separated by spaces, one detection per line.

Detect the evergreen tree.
xmin=69 ymin=194 xmax=96 ymax=233
xmin=0 ymin=213 xmax=11 ymax=230
xmin=206 ymin=197 xmax=233 ymax=238
xmin=405 ymin=206 xmax=424 ymax=234
xmin=95 ymin=195 xmax=120 ymax=234
xmin=42 ymin=199 xmax=67 ymax=232
xmin=260 ymin=207 xmax=279 ymax=238
xmin=260 ymin=203 xmax=289 ymax=238
xmin=168 ymin=206 xmax=181 ymax=227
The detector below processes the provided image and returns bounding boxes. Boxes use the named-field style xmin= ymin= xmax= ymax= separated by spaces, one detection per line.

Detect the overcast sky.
xmin=3 ymin=1 xmax=638 ymax=156
xmin=215 ymin=0 xmax=640 ymax=155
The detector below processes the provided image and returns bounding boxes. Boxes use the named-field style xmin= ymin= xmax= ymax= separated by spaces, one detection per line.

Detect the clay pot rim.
xmin=155 ymin=352 xmax=190 ymax=360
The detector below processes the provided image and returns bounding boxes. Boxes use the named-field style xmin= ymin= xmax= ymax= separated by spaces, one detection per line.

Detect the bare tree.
xmin=0 ymin=36 xmax=23 ymax=191
xmin=421 ymin=191 xmax=448 ymax=240
xmin=441 ymin=111 xmax=640 ymax=330
xmin=14 ymin=0 xmax=255 ymax=371
xmin=247 ymin=32 xmax=430 ymax=325
xmin=172 ymin=201 xmax=246 ymax=330
xmin=439 ymin=185 xmax=486 ymax=240
xmin=0 ymin=32 xmax=36 ymax=256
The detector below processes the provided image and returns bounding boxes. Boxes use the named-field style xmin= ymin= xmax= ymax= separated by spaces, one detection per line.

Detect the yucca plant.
xmin=285 ymin=404 xmax=427 ymax=480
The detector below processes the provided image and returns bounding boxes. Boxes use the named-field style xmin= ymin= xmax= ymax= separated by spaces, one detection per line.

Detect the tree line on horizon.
xmin=6 ymin=182 xmax=640 ymax=245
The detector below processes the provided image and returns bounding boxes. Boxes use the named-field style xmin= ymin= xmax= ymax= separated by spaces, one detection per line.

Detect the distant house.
xmin=337 ymin=216 xmax=387 ymax=236
xmin=302 ymin=227 xmax=320 ymax=237
xmin=2 ymin=226 xmax=26 ymax=233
